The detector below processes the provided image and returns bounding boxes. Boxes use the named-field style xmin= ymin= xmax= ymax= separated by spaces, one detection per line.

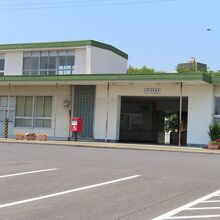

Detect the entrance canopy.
xmin=0 ymin=73 xmax=212 ymax=86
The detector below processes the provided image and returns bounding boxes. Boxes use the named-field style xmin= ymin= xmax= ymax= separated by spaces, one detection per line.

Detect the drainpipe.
xmin=4 ymin=83 xmax=11 ymax=138
xmin=68 ymin=85 xmax=73 ymax=141
xmin=178 ymin=82 xmax=183 ymax=146
xmin=105 ymin=82 xmax=110 ymax=142
xmin=53 ymin=83 xmax=58 ymax=140
xmin=7 ymin=83 xmax=10 ymax=119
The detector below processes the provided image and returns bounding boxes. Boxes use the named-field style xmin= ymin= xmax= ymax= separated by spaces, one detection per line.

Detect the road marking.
xmin=202 ymin=200 xmax=220 ymax=203
xmin=187 ymin=207 xmax=220 ymax=210
xmin=165 ymin=215 xmax=220 ymax=219
xmin=0 ymin=175 xmax=140 ymax=209
xmin=0 ymin=168 xmax=58 ymax=178
xmin=152 ymin=189 xmax=220 ymax=220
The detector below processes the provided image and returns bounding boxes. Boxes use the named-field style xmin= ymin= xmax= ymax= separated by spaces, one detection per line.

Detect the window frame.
xmin=15 ymin=96 xmax=34 ymax=128
xmin=34 ymin=96 xmax=52 ymax=128
xmin=15 ymin=96 xmax=52 ymax=129
xmin=214 ymin=96 xmax=220 ymax=123
xmin=0 ymin=54 xmax=5 ymax=76
xmin=22 ymin=50 xmax=75 ymax=76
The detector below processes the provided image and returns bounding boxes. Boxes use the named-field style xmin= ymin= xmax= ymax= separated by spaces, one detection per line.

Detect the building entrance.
xmin=119 ymin=96 xmax=188 ymax=145
xmin=0 ymin=108 xmax=15 ymax=138
xmin=0 ymin=97 xmax=15 ymax=138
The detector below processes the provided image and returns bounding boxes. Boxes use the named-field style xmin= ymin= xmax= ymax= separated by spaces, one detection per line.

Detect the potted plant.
xmin=15 ymin=133 xmax=24 ymax=140
xmin=38 ymin=134 xmax=48 ymax=141
xmin=208 ymin=123 xmax=220 ymax=149
xmin=208 ymin=140 xmax=220 ymax=150
xmin=25 ymin=133 xmax=36 ymax=140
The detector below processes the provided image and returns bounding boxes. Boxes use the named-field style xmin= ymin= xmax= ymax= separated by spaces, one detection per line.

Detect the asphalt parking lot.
xmin=1 ymin=142 xmax=220 ymax=220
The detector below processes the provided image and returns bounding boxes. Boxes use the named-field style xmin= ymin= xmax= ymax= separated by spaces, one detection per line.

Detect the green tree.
xmin=176 ymin=65 xmax=197 ymax=73
xmin=176 ymin=64 xmax=208 ymax=74
xmin=164 ymin=113 xmax=179 ymax=133
xmin=127 ymin=65 xmax=156 ymax=74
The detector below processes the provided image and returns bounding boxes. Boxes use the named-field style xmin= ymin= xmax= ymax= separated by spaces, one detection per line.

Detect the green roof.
xmin=0 ymin=73 xmax=211 ymax=83
xmin=0 ymin=40 xmax=128 ymax=59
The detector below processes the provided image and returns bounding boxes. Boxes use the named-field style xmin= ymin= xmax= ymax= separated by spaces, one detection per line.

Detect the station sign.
xmin=144 ymin=88 xmax=161 ymax=94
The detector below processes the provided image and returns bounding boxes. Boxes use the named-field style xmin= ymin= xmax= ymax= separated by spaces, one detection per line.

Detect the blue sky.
xmin=0 ymin=0 xmax=219 ymax=72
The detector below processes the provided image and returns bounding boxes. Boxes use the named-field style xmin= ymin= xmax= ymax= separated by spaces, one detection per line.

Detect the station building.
xmin=0 ymin=40 xmax=219 ymax=146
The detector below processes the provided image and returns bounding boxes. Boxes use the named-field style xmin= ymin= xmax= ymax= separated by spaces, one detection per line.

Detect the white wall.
xmin=74 ymin=48 xmax=86 ymax=74
xmin=91 ymin=46 xmax=127 ymax=74
xmin=214 ymin=85 xmax=220 ymax=97
xmin=86 ymin=46 xmax=92 ymax=74
xmin=186 ymin=85 xmax=214 ymax=145
xmin=94 ymin=85 xmax=107 ymax=139
xmin=94 ymin=83 xmax=214 ymax=145
xmin=4 ymin=51 xmax=23 ymax=75
xmin=0 ymin=85 xmax=71 ymax=139
xmin=94 ymin=85 xmax=121 ymax=140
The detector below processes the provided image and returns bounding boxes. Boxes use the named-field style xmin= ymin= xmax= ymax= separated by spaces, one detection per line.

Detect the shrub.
xmin=208 ymin=123 xmax=220 ymax=141
xmin=209 ymin=141 xmax=220 ymax=145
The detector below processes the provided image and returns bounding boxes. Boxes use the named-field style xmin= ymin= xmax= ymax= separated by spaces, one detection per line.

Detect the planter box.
xmin=38 ymin=135 xmax=48 ymax=141
xmin=15 ymin=134 xmax=24 ymax=140
xmin=25 ymin=134 xmax=36 ymax=140
xmin=208 ymin=143 xmax=219 ymax=150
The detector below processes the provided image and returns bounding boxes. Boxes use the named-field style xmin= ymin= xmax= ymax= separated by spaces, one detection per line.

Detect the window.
xmin=15 ymin=96 xmax=52 ymax=128
xmin=34 ymin=96 xmax=52 ymax=128
xmin=23 ymin=50 xmax=75 ymax=76
xmin=214 ymin=97 xmax=220 ymax=123
xmin=215 ymin=97 xmax=220 ymax=115
xmin=0 ymin=96 xmax=16 ymax=123
xmin=40 ymin=56 xmax=48 ymax=75
xmin=31 ymin=57 xmax=40 ymax=75
xmin=0 ymin=54 xmax=5 ymax=75
xmin=58 ymin=55 xmax=75 ymax=75
xmin=23 ymin=57 xmax=31 ymax=75
xmin=15 ymin=96 xmax=33 ymax=127
xmin=0 ymin=96 xmax=16 ymax=107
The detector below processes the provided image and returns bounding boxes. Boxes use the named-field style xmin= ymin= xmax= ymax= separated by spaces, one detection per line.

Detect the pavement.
xmin=0 ymin=142 xmax=220 ymax=219
xmin=0 ymin=138 xmax=219 ymax=154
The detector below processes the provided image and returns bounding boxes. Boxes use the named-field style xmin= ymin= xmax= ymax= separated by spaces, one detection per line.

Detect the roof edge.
xmin=0 ymin=40 xmax=128 ymax=60
xmin=0 ymin=73 xmax=211 ymax=83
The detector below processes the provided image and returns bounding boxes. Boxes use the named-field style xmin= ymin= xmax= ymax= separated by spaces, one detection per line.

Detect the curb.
xmin=0 ymin=139 xmax=219 ymax=155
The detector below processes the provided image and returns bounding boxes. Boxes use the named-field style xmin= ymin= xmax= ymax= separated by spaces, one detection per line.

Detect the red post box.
xmin=71 ymin=117 xmax=82 ymax=133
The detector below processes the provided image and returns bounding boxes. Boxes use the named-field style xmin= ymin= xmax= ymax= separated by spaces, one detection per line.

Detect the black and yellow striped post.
xmin=4 ymin=118 xmax=9 ymax=138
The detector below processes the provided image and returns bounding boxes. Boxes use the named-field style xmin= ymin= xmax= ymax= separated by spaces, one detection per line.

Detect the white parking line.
xmin=187 ymin=207 xmax=220 ymax=210
xmin=202 ymin=200 xmax=220 ymax=203
xmin=0 ymin=175 xmax=140 ymax=209
xmin=152 ymin=189 xmax=220 ymax=220
xmin=0 ymin=168 xmax=58 ymax=178
xmin=165 ymin=215 xmax=220 ymax=219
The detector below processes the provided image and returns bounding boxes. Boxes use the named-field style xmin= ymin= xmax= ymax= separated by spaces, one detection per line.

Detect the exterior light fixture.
xmin=63 ymin=99 xmax=70 ymax=108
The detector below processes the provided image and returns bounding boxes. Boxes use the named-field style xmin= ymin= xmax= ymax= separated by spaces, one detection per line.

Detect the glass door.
xmin=0 ymin=108 xmax=15 ymax=137
xmin=120 ymin=112 xmax=153 ymax=142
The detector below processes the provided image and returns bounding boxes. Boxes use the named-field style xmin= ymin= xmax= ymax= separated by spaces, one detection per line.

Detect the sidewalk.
xmin=0 ymin=138 xmax=219 ymax=155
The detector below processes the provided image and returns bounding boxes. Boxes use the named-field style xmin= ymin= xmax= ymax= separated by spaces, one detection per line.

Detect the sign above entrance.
xmin=144 ymin=88 xmax=161 ymax=94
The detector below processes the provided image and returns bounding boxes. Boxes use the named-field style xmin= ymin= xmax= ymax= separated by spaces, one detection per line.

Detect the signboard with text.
xmin=144 ymin=88 xmax=161 ymax=94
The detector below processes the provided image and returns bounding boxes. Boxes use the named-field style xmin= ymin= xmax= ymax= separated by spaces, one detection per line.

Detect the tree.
xmin=127 ymin=65 xmax=156 ymax=74
xmin=176 ymin=65 xmax=197 ymax=73
xmin=164 ymin=112 xmax=179 ymax=133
